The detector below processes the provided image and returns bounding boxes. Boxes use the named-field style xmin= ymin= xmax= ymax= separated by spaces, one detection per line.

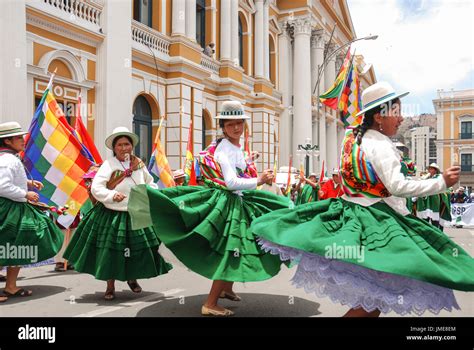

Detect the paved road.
xmin=1 ymin=227 xmax=472 ymax=317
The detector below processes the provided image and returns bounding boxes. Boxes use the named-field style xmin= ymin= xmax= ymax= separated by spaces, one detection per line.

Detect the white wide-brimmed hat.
xmin=428 ymin=163 xmax=440 ymax=172
xmin=356 ymin=82 xmax=409 ymax=117
xmin=0 ymin=122 xmax=28 ymax=139
xmin=105 ymin=126 xmax=139 ymax=150
xmin=332 ymin=168 xmax=339 ymax=175
xmin=215 ymin=101 xmax=250 ymax=120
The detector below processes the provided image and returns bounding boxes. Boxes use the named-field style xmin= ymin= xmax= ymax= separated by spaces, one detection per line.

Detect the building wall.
xmin=433 ymin=89 xmax=474 ymax=190
xmin=4 ymin=0 xmax=375 ymax=175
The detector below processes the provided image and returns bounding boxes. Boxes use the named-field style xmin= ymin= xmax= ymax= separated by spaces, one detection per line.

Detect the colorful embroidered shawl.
xmin=198 ymin=140 xmax=258 ymax=190
xmin=340 ymin=130 xmax=390 ymax=198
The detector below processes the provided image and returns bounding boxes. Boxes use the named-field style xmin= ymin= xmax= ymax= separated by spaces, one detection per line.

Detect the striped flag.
xmin=22 ymin=76 xmax=93 ymax=228
xmin=244 ymin=122 xmax=250 ymax=155
xmin=339 ymin=63 xmax=362 ymax=127
xmin=184 ymin=119 xmax=197 ymax=185
xmin=319 ymin=48 xmax=352 ymax=110
xmin=74 ymin=96 xmax=103 ymax=164
xmin=148 ymin=118 xmax=175 ymax=188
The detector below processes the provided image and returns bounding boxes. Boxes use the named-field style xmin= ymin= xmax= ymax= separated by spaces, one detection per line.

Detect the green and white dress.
xmin=129 ymin=138 xmax=290 ymax=282
xmin=63 ymin=156 xmax=172 ymax=281
xmin=416 ymin=174 xmax=452 ymax=227
xmin=295 ymin=183 xmax=319 ymax=205
xmin=251 ymin=129 xmax=474 ymax=315
xmin=0 ymin=148 xmax=63 ymax=266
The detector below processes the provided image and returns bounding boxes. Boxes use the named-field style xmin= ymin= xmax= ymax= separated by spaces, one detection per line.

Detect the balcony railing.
xmin=131 ymin=20 xmax=170 ymax=58
xmin=461 ymin=165 xmax=474 ymax=172
xmin=27 ymin=0 xmax=102 ymax=31
xmin=460 ymin=133 xmax=474 ymax=139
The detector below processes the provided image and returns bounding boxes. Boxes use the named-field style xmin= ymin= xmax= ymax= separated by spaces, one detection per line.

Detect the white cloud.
xmin=347 ymin=0 xmax=473 ymax=113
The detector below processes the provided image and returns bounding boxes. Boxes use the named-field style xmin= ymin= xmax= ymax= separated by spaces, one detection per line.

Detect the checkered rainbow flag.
xmin=338 ymin=63 xmax=362 ymax=127
xmin=22 ymin=75 xmax=93 ymax=227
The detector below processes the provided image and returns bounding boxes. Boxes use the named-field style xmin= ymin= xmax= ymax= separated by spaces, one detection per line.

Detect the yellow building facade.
xmin=1 ymin=0 xmax=375 ymax=172
xmin=434 ymin=89 xmax=474 ymax=191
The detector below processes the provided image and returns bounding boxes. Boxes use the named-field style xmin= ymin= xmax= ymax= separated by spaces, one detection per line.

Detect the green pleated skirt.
xmin=63 ymin=203 xmax=172 ymax=281
xmin=251 ymin=198 xmax=474 ymax=292
xmin=128 ymin=185 xmax=291 ymax=282
xmin=0 ymin=197 xmax=64 ymax=266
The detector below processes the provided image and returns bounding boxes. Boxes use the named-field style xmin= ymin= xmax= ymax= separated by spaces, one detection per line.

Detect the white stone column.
xmin=220 ymin=0 xmax=231 ymax=61
xmin=96 ymin=0 xmax=133 ymax=156
xmin=324 ymin=43 xmax=337 ymax=172
xmin=278 ymin=22 xmax=292 ymax=166
xmin=254 ymin=0 xmax=264 ymax=77
xmin=185 ymin=0 xmax=196 ymax=42
xmin=263 ymin=1 xmax=270 ymax=79
xmin=172 ymin=0 xmax=186 ymax=36
xmin=0 ymin=0 xmax=27 ymax=127
xmin=161 ymin=0 xmax=167 ymax=33
xmin=292 ymin=17 xmax=312 ymax=156
xmin=230 ymin=0 xmax=239 ymax=64
xmin=210 ymin=0 xmax=217 ymax=48
xmin=314 ymin=32 xmax=327 ymax=168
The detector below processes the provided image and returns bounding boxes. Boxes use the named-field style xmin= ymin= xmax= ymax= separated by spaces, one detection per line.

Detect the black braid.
xmin=353 ymin=97 xmax=401 ymax=145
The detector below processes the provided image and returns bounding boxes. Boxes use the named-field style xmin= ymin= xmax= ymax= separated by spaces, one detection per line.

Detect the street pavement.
xmin=0 ymin=227 xmax=472 ymax=318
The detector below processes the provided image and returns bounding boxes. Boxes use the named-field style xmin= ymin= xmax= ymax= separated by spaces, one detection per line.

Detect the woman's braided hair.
xmin=353 ymin=97 xmax=400 ymax=145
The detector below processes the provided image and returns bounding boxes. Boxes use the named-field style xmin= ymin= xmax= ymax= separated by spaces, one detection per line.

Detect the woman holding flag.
xmin=0 ymin=122 xmax=63 ymax=302
xmin=251 ymin=82 xmax=474 ymax=317
xmin=129 ymin=101 xmax=290 ymax=316
xmin=63 ymin=127 xmax=172 ymax=300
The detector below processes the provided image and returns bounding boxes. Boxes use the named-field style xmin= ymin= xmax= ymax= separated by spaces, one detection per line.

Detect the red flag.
xmin=74 ymin=97 xmax=103 ymax=164
xmin=319 ymin=160 xmax=325 ymax=185
xmin=184 ymin=119 xmax=197 ymax=185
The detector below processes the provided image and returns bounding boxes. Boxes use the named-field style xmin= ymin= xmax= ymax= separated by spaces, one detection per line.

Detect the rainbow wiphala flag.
xmin=23 ymin=80 xmax=92 ymax=227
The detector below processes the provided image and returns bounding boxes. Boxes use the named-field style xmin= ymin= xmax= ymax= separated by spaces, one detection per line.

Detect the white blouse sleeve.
xmin=368 ymin=139 xmax=446 ymax=198
xmin=91 ymin=161 xmax=118 ymax=204
xmin=0 ymin=160 xmax=27 ymax=201
xmin=215 ymin=152 xmax=258 ymax=191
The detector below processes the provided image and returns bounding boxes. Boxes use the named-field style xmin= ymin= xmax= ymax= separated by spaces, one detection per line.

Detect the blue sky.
xmin=347 ymin=0 xmax=473 ymax=116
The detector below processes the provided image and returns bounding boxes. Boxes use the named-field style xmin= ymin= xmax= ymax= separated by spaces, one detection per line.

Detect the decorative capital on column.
xmin=311 ymin=29 xmax=326 ymax=49
xmin=335 ymin=53 xmax=345 ymax=70
xmin=280 ymin=20 xmax=294 ymax=40
xmin=289 ymin=17 xmax=312 ymax=36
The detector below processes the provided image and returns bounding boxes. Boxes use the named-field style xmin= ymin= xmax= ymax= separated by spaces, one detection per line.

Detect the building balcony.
xmin=460 ymin=133 xmax=474 ymax=140
xmin=26 ymin=0 xmax=103 ymax=33
xmin=131 ymin=20 xmax=170 ymax=60
xmin=200 ymin=54 xmax=220 ymax=75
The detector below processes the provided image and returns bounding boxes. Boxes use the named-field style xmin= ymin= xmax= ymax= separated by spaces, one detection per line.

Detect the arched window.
xmin=133 ymin=95 xmax=152 ymax=164
xmin=133 ymin=0 xmax=153 ymax=27
xmin=196 ymin=0 xmax=206 ymax=48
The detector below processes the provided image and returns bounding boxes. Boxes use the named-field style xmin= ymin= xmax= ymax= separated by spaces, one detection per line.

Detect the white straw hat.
xmin=0 ymin=122 xmax=28 ymax=139
xmin=105 ymin=126 xmax=139 ymax=150
xmin=215 ymin=101 xmax=250 ymax=120
xmin=356 ymin=82 xmax=409 ymax=117
xmin=428 ymin=163 xmax=440 ymax=172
